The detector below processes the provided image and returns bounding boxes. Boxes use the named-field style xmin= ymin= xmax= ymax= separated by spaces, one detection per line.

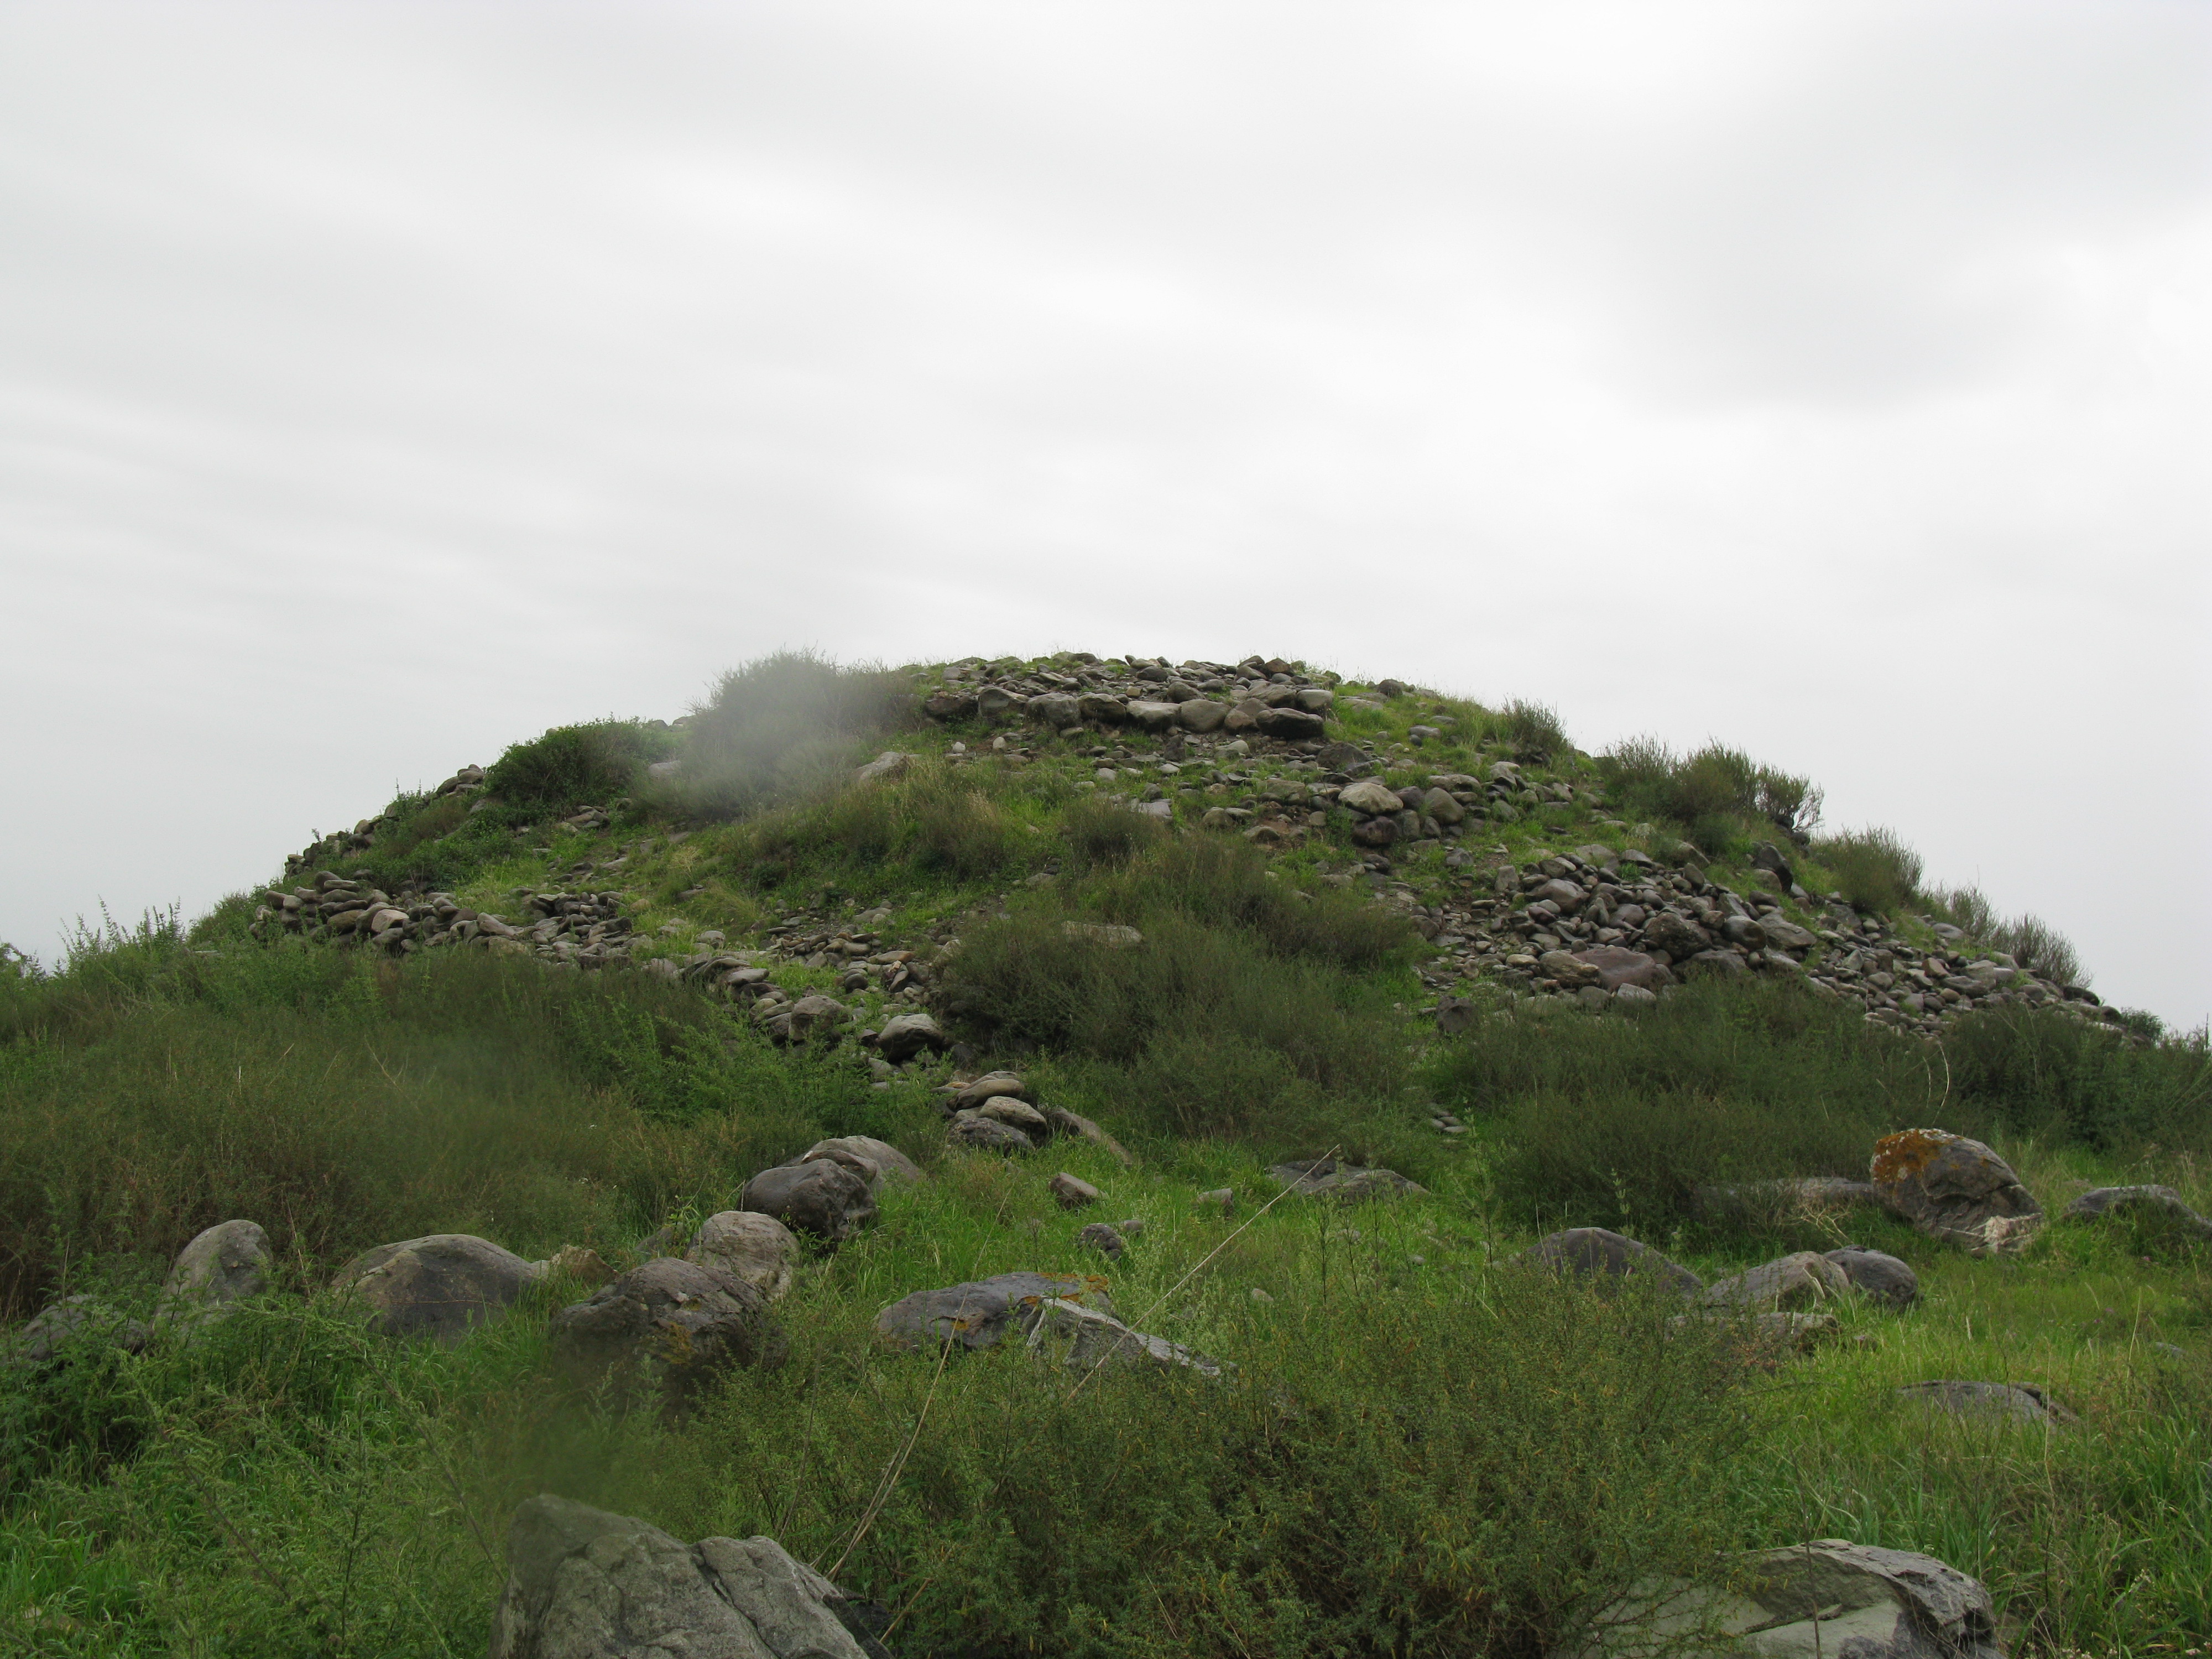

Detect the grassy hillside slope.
xmin=2 ymin=651 xmax=2208 ymax=1658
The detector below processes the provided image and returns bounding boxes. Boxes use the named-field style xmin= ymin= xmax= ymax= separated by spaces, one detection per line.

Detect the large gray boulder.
xmin=873 ymin=1011 xmax=951 ymax=1064
xmin=2061 ymin=1185 xmax=2212 ymax=1240
xmin=1522 ymin=1228 xmax=1702 ymax=1298
xmin=686 ymin=1212 xmax=800 ymax=1303
xmin=948 ymin=1113 xmax=1035 ymax=1152
xmin=875 ymin=1272 xmax=1114 ymax=1351
xmin=1563 ymin=1538 xmax=2002 ymax=1659
xmin=1825 ymin=1246 xmax=1921 ymax=1309
xmin=549 ymin=1258 xmax=785 ymax=1415
xmin=739 ymin=1161 xmax=877 ymax=1241
xmin=488 ymin=1494 xmax=881 ymax=1659
xmin=331 ymin=1234 xmax=543 ymax=1344
xmin=1872 ymin=1130 xmax=2042 ymax=1254
xmin=154 ymin=1218 xmax=272 ymax=1334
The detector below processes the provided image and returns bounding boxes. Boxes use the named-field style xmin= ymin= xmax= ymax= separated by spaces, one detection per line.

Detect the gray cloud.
xmin=2 ymin=1 xmax=2206 ymax=1024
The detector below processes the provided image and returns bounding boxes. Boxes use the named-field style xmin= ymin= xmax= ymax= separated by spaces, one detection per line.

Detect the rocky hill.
xmin=2 ymin=649 xmax=2205 ymax=1658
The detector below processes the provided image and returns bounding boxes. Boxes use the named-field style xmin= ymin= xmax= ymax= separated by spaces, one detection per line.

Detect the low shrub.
xmin=939 ymin=837 xmax=1416 ymax=1145
xmin=1599 ymin=738 xmax=1822 ymax=849
xmin=1812 ymin=826 xmax=1924 ymax=914
xmin=664 ymin=1262 xmax=1756 ymax=1659
xmin=724 ymin=759 xmax=1033 ymax=894
xmin=483 ymin=719 xmax=675 ymax=814
xmin=667 ymin=650 xmax=913 ymax=820
xmin=1498 ymin=698 xmax=1569 ymax=763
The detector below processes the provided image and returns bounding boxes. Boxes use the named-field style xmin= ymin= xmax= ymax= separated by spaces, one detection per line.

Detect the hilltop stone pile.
xmin=1412 ymin=842 xmax=2109 ymax=1033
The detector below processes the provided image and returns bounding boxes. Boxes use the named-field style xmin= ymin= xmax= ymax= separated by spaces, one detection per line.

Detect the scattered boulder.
xmin=874 ymin=1011 xmax=951 ymax=1063
xmin=789 ymin=1136 xmax=925 ymax=1189
xmin=1522 ymin=1228 xmax=1702 ymax=1298
xmin=153 ymin=1218 xmax=271 ymax=1334
xmin=1050 ymin=1172 xmax=1102 ymax=1209
xmin=953 ymin=1071 xmax=1032 ymax=1110
xmin=1176 ymin=698 xmax=1228 ymax=733
xmin=1078 ymin=1222 xmax=1125 ymax=1258
xmin=738 ymin=1161 xmax=878 ymax=1242
xmin=1824 ymin=1246 xmax=1920 ymax=1309
xmin=761 ymin=994 xmax=848 ymax=1045
xmin=1897 ymin=1379 xmax=2077 ymax=1426
xmin=975 ymin=1095 xmax=1050 ymax=1133
xmin=687 ymin=1212 xmax=800 ymax=1303
xmin=950 ymin=1114 xmax=1035 ymax=1152
xmin=1337 ymin=780 xmax=1403 ymax=816
xmin=549 ymin=1258 xmax=786 ymax=1415
xmin=853 ymin=751 xmax=918 ymax=785
xmin=2061 ymin=1185 xmax=2212 ymax=1240
xmin=1642 ymin=911 xmax=1709 ymax=958
xmin=331 ymin=1234 xmax=544 ymax=1345
xmin=875 ymin=1272 xmax=1114 ymax=1351
xmin=488 ymin=1494 xmax=881 ymax=1659
xmin=1561 ymin=1538 xmax=2001 ymax=1659
xmin=1267 ymin=1159 xmax=1427 ymax=1202
xmin=5 ymin=1295 xmax=149 ymax=1366
xmin=1700 ymin=1251 xmax=1850 ymax=1312
xmin=1872 ymin=1129 xmax=2042 ymax=1253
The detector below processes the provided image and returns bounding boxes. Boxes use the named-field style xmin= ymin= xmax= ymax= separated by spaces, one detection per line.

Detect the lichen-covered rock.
xmin=1558 ymin=1538 xmax=2002 ymax=1658
xmin=154 ymin=1219 xmax=271 ymax=1334
xmin=331 ymin=1234 xmax=543 ymax=1344
xmin=1872 ymin=1129 xmax=2042 ymax=1253
xmin=686 ymin=1212 xmax=800 ymax=1303
xmin=488 ymin=1494 xmax=879 ymax=1659
xmin=549 ymin=1258 xmax=785 ymax=1415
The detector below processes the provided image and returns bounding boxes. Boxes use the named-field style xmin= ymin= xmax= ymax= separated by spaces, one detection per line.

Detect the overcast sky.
xmin=3 ymin=2 xmax=2207 ymax=1026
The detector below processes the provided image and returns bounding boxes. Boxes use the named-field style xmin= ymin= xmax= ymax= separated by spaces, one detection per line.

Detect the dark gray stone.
xmin=1824 ymin=1246 xmax=1921 ymax=1309
xmin=2061 ymin=1185 xmax=2212 ymax=1239
xmin=1521 ymin=1228 xmax=1702 ymax=1298
xmin=331 ymin=1234 xmax=544 ymax=1344
xmin=154 ymin=1218 xmax=272 ymax=1333
xmin=1898 ymin=1379 xmax=2076 ymax=1425
xmin=1267 ymin=1159 xmax=1427 ymax=1202
xmin=739 ymin=1160 xmax=878 ymax=1241
xmin=549 ymin=1258 xmax=785 ymax=1415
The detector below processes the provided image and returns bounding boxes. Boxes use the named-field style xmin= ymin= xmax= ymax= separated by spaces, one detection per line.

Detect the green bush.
xmin=1599 ymin=739 xmax=1822 ymax=850
xmin=1499 ymin=698 xmax=1569 ymax=763
xmin=940 ymin=837 xmax=1416 ymax=1145
xmin=483 ymin=719 xmax=674 ymax=815
xmin=724 ymin=759 xmax=1032 ymax=895
xmin=663 ymin=1262 xmax=1756 ymax=1659
xmin=668 ymin=650 xmax=913 ymax=820
xmin=0 ymin=938 xmax=893 ymax=1316
xmin=1812 ymin=827 xmax=1923 ymax=913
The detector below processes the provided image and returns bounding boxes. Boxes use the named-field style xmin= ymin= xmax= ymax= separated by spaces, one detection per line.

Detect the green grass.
xmin=4 ymin=650 xmax=2209 ymax=1656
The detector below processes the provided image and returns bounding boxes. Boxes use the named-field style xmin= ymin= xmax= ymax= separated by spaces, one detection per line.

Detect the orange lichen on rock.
xmin=1871 ymin=1128 xmax=1955 ymax=1185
